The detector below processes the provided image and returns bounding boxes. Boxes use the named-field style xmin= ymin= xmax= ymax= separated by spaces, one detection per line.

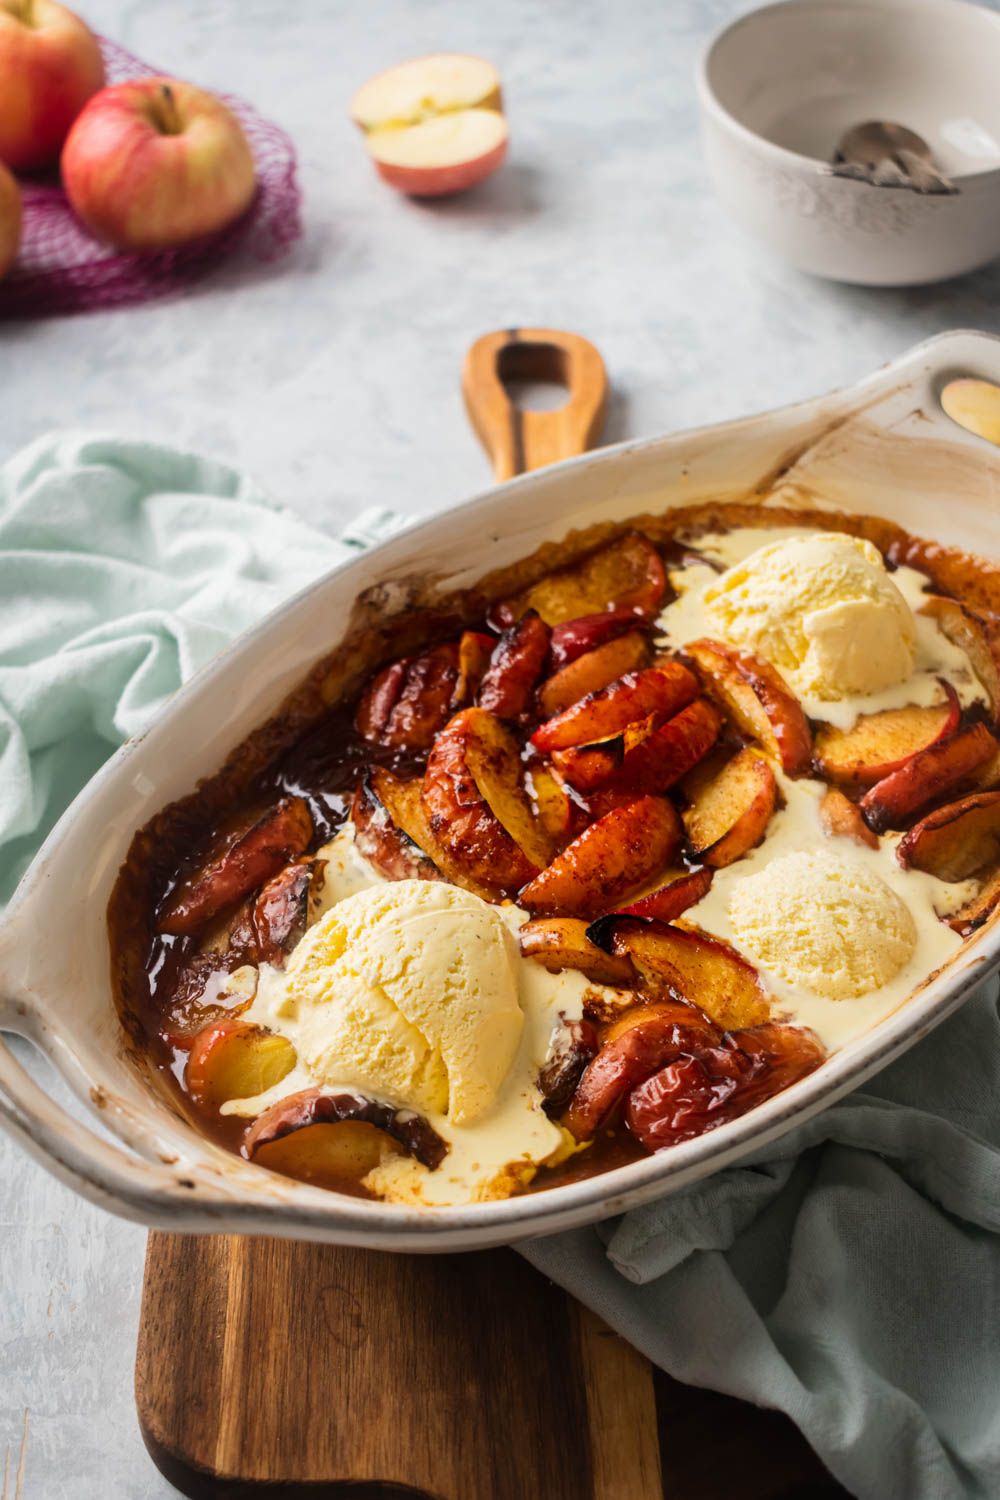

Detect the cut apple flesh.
xmin=351 ymin=54 xmax=501 ymax=131
xmin=244 ymin=1087 xmax=448 ymax=1169
xmin=532 ymin=661 xmax=698 ymax=753
xmin=819 ymin=788 xmax=878 ymax=849
xmin=518 ymin=917 xmax=635 ymax=986
xmin=814 ymin=689 xmax=959 ymax=786
xmin=538 ymin=631 xmax=650 ymax=719
xmin=519 ymin=796 xmax=681 ymax=918
xmin=368 ymin=110 xmax=508 ymax=197
xmin=859 ymin=722 xmax=997 ymax=833
xmin=897 ymin=790 xmax=1000 ymax=882
xmin=254 ymin=1120 xmax=397 ymax=1188
xmin=186 ymin=1021 xmax=296 ymax=1112
xmin=681 ymin=747 xmax=777 ymax=867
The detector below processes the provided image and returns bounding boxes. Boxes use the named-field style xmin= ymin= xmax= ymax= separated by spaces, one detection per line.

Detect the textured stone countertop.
xmin=4 ymin=0 xmax=1000 ymax=1493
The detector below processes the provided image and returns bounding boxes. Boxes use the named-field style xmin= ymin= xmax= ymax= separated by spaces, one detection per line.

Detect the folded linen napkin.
xmin=2 ymin=433 xmax=998 ymax=1500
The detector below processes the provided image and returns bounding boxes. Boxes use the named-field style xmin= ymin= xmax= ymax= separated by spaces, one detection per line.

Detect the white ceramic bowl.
xmin=698 ymin=0 xmax=1000 ymax=285
xmin=2 ymin=330 xmax=1000 ymax=1252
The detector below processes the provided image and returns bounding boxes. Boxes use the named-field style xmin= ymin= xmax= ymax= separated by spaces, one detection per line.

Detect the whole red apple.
xmin=62 ymin=78 xmax=257 ymax=252
xmin=0 ymin=158 xmax=22 ymax=278
xmin=0 ymin=0 xmax=105 ymax=172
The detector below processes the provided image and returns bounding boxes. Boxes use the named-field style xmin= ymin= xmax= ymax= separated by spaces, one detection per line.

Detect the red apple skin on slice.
xmin=368 ymin=110 xmax=507 ymax=197
xmin=477 ymin=610 xmax=550 ymax=720
xmin=819 ymin=788 xmax=879 ymax=850
xmin=421 ymin=708 xmax=549 ymax=897
xmin=356 ymin=641 xmax=460 ymax=752
xmin=518 ymin=918 xmax=636 ymax=986
xmin=159 ymin=796 xmax=313 ymax=938
xmin=686 ymin=638 xmax=812 ymax=776
xmin=494 ymin=531 xmax=666 ymax=627
xmin=532 ymin=660 xmax=699 ymax=753
xmin=550 ymin=741 xmax=624 ymax=794
xmin=949 ymin=868 xmax=1000 ymax=936
xmin=230 ymin=858 xmax=325 ymax=966
xmin=363 ymin=766 xmax=497 ymax=900
xmin=549 ymin=610 xmax=650 ymax=672
xmin=614 ymin=867 xmax=714 ymax=922
xmin=186 ymin=1021 xmax=296 ymax=1112
xmin=539 ymin=632 xmax=651 ymax=720
xmin=351 ymin=773 xmax=442 ymax=884
xmin=681 ymin=748 xmax=777 ymax=868
xmin=244 ymin=1088 xmax=448 ymax=1169
xmin=897 ymin=790 xmax=1000 ymax=882
xmin=519 ymin=796 xmax=682 ymax=919
xmin=920 ymin=594 xmax=1000 ymax=724
xmin=605 ymin=697 xmax=722 ymax=796
xmin=860 ymin=723 xmax=998 ymax=834
xmin=814 ymin=684 xmax=960 ymax=786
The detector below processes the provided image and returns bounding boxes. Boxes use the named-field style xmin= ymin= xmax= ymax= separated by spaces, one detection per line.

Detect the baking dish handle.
xmin=0 ymin=1034 xmax=233 ymax=1228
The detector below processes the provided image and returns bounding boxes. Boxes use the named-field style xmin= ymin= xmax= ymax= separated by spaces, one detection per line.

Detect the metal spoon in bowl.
xmin=831 ymin=121 xmax=958 ymax=195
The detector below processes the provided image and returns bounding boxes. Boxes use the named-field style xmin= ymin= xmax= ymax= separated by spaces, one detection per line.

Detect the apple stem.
xmin=156 ymin=84 xmax=183 ymax=136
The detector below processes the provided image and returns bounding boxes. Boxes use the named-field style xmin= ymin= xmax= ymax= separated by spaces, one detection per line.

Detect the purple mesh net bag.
xmin=0 ymin=37 xmax=301 ymax=319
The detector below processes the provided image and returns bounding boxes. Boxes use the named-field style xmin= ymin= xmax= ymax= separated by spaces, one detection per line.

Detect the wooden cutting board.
xmin=135 ymin=330 xmax=846 ymax=1499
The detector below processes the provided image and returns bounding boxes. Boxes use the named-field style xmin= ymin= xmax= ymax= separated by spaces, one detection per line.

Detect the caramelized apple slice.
xmin=814 ymin=686 xmax=960 ymax=786
xmin=549 ymin=610 xmax=650 ymax=671
xmin=244 ymin=1087 xmax=447 ymax=1169
xmin=615 ymin=867 xmax=713 ymax=921
xmin=160 ymin=797 xmax=313 ymax=937
xmin=588 ymin=917 xmax=770 ymax=1031
xmin=518 ymin=918 xmax=636 ymax=985
xmin=606 ymin=697 xmax=722 ymax=795
xmin=686 ymin=638 xmax=812 ymax=775
xmin=860 ymin=723 xmax=998 ymax=833
xmin=454 ymin=630 xmax=495 ymax=707
xmin=364 ymin=766 xmax=495 ymax=899
xmin=920 ymin=594 xmax=1000 ymax=722
xmin=949 ymin=868 xmax=1000 ymax=936
xmin=539 ymin=631 xmax=651 ymax=719
xmin=230 ymin=858 xmax=326 ymax=966
xmin=532 ymin=660 xmax=698 ymax=753
xmin=477 ymin=610 xmax=550 ymax=720
xmin=526 ymin=763 xmax=578 ymax=843
xmin=550 ymin=741 xmax=625 ymax=793
xmin=422 ymin=708 xmax=552 ymax=896
xmin=681 ymin=747 xmax=777 ymax=867
xmin=253 ymin=1120 xmax=396 ymax=1187
xmin=537 ymin=1017 xmax=601 ymax=1115
xmin=624 ymin=1020 xmax=824 ymax=1151
xmin=563 ymin=1003 xmax=717 ymax=1139
xmin=356 ymin=641 xmax=460 ymax=751
xmin=519 ymin=796 xmax=681 ymax=918
xmin=352 ymin=773 xmax=441 ymax=883
xmin=819 ymin=788 xmax=878 ymax=849
xmin=897 ymin=790 xmax=1000 ymax=881
xmin=495 ymin=531 xmax=666 ymax=627
xmin=186 ymin=1021 xmax=296 ymax=1111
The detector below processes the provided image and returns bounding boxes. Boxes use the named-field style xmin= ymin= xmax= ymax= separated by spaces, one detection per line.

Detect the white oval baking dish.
xmin=2 ymin=328 xmax=1000 ymax=1253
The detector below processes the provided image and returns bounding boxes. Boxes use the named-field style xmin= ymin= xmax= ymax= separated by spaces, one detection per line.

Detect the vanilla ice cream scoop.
xmin=728 ymin=850 xmax=917 ymax=999
xmin=703 ymin=532 xmax=916 ymax=700
xmin=261 ymin=881 xmax=523 ymax=1123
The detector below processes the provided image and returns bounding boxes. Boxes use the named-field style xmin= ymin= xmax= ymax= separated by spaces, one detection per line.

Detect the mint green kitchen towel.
xmin=3 ymin=432 xmax=999 ymax=1500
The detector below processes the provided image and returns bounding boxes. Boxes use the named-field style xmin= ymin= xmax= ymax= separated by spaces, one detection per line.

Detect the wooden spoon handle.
xmin=462 ymin=327 xmax=609 ymax=479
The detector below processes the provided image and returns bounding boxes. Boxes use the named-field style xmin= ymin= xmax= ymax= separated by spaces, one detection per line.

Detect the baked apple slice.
xmin=252 ymin=1120 xmax=397 ymax=1187
xmin=352 ymin=772 xmax=442 ymax=883
xmin=494 ymin=530 xmax=666 ymax=627
xmin=230 ymin=858 xmax=326 ymax=966
xmin=550 ymin=741 xmax=626 ymax=794
xmin=614 ymin=867 xmax=713 ymax=922
xmin=454 ymin=630 xmax=495 ymax=707
xmin=537 ymin=1017 xmax=600 ymax=1116
xmin=897 ymin=790 xmax=1000 ymax=881
xmin=587 ymin=916 xmax=770 ymax=1031
xmin=949 ymin=868 xmax=1000 ymax=936
xmin=860 ymin=722 xmax=998 ymax=833
xmin=477 ymin=610 xmax=550 ymax=720
xmin=681 ymin=747 xmax=777 ymax=867
xmin=819 ymin=788 xmax=878 ymax=849
xmin=686 ymin=638 xmax=812 ymax=775
xmin=519 ymin=796 xmax=681 ymax=918
xmin=920 ymin=594 xmax=1000 ymax=723
xmin=186 ymin=1020 xmax=296 ymax=1111
xmin=814 ymin=685 xmax=960 ymax=786
xmin=518 ymin=918 xmax=636 ymax=985
xmin=525 ymin=763 xmax=578 ymax=844
xmin=422 ymin=708 xmax=553 ymax=896
xmin=244 ymin=1087 xmax=448 ymax=1169
xmin=532 ymin=660 xmax=698 ymax=753
xmin=606 ymin=697 xmax=722 ymax=795
xmin=549 ymin=609 xmax=651 ymax=671
xmin=160 ymin=796 xmax=314 ymax=938
xmin=539 ymin=631 xmax=651 ymax=719
xmin=356 ymin=641 xmax=460 ymax=751
xmin=362 ymin=766 xmax=496 ymax=898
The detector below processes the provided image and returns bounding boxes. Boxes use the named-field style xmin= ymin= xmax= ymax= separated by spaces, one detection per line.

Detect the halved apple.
xmin=897 ymin=790 xmax=1000 ymax=882
xmin=244 ymin=1088 xmax=448 ymax=1169
xmin=477 ymin=610 xmax=549 ymax=720
xmin=860 ymin=722 xmax=998 ymax=833
xmin=159 ymin=796 xmax=313 ymax=938
xmin=422 ymin=708 xmax=553 ymax=896
xmin=588 ymin=917 xmax=770 ymax=1032
xmin=518 ymin=918 xmax=635 ymax=986
xmin=494 ymin=531 xmax=666 ymax=627
xmin=819 ymin=788 xmax=878 ymax=850
xmin=538 ymin=631 xmax=650 ymax=719
xmin=186 ymin=1020 xmax=296 ymax=1111
xmin=613 ymin=867 xmax=714 ymax=922
xmin=351 ymin=55 xmax=506 ymax=197
xmin=814 ymin=687 xmax=960 ymax=786
xmin=681 ymin=747 xmax=777 ymax=867
xmin=686 ymin=638 xmax=812 ymax=776
xmin=919 ymin=595 xmax=1000 ymax=723
xmin=519 ymin=796 xmax=681 ymax=918
xmin=532 ymin=660 xmax=698 ymax=753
